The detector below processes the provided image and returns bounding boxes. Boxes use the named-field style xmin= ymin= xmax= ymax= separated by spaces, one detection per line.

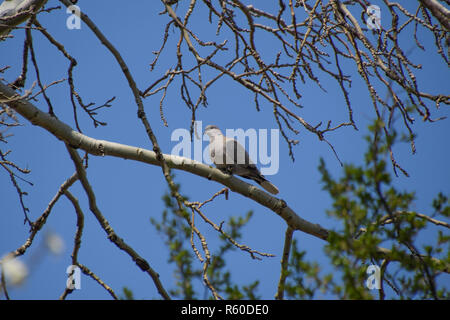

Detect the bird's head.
xmin=204 ymin=125 xmax=223 ymax=139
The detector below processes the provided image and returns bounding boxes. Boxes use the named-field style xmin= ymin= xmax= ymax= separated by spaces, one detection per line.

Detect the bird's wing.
xmin=210 ymin=136 xmax=227 ymax=165
xmin=224 ymin=137 xmax=254 ymax=166
xmin=218 ymin=136 xmax=279 ymax=194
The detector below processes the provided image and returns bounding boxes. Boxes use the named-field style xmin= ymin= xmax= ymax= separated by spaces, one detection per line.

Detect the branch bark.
xmin=275 ymin=226 xmax=294 ymax=300
xmin=0 ymin=80 xmax=328 ymax=240
xmin=1 ymin=80 xmax=448 ymax=274
xmin=65 ymin=144 xmax=171 ymax=300
xmin=419 ymin=0 xmax=450 ymax=31
xmin=0 ymin=0 xmax=48 ymax=37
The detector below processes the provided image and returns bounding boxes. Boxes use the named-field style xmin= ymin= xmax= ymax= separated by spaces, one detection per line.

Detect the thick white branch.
xmin=1 ymin=81 xmax=449 ymax=273
xmin=0 ymin=81 xmax=329 ymax=240
xmin=0 ymin=0 xmax=48 ymax=36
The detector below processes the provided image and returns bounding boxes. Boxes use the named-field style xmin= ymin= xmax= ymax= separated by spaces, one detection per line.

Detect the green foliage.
xmin=120 ymin=286 xmax=135 ymax=300
xmin=312 ymin=119 xmax=449 ymax=299
xmin=284 ymin=239 xmax=334 ymax=299
xmin=150 ymin=185 xmax=199 ymax=299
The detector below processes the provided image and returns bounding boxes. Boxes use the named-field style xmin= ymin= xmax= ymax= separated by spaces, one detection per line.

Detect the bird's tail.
xmin=259 ymin=179 xmax=279 ymax=195
xmin=250 ymin=174 xmax=279 ymax=194
xmin=239 ymin=165 xmax=280 ymax=195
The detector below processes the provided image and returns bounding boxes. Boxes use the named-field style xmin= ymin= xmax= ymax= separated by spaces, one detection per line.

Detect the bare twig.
xmin=0 ymin=266 xmax=10 ymax=300
xmin=9 ymin=172 xmax=79 ymax=258
xmin=2 ymin=81 xmax=448 ymax=273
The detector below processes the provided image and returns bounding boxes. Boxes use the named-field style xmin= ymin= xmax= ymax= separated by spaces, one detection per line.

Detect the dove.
xmin=204 ymin=125 xmax=279 ymax=195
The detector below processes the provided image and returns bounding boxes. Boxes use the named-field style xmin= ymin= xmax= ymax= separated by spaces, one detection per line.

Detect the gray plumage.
xmin=204 ymin=125 xmax=279 ymax=195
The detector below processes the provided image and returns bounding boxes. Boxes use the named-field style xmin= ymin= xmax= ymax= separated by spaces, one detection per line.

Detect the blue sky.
xmin=0 ymin=1 xmax=449 ymax=299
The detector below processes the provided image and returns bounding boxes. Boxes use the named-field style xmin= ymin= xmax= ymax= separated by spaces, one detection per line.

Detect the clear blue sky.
xmin=0 ymin=1 xmax=448 ymax=299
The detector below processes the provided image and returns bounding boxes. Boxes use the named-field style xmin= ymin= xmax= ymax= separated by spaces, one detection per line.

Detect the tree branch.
xmin=0 ymin=0 xmax=48 ymax=37
xmin=275 ymin=226 xmax=294 ymax=300
xmin=65 ymin=144 xmax=171 ymax=300
xmin=419 ymin=0 xmax=450 ymax=31
xmin=2 ymin=80 xmax=448 ymax=274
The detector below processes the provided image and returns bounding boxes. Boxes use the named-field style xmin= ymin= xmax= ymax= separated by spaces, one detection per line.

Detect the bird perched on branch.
xmin=204 ymin=125 xmax=279 ymax=195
